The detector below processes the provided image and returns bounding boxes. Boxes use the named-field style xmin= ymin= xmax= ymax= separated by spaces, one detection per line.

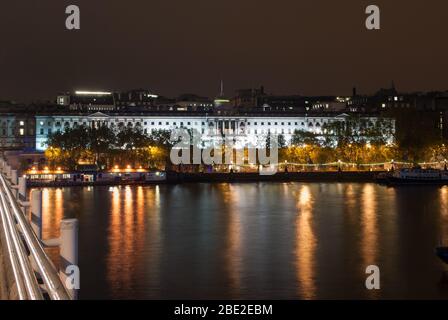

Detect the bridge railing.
xmin=0 ymin=160 xmax=71 ymax=300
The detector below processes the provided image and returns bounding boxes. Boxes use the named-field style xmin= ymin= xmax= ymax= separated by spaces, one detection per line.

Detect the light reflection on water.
xmin=295 ymin=185 xmax=316 ymax=299
xmin=219 ymin=184 xmax=242 ymax=298
xmin=35 ymin=183 xmax=448 ymax=299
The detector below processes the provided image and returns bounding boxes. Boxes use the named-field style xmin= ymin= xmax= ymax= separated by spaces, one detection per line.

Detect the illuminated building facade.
xmin=35 ymin=112 xmax=394 ymax=151
xmin=0 ymin=113 xmax=36 ymax=150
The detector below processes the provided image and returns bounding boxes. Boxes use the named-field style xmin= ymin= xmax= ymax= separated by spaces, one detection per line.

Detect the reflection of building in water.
xmin=361 ymin=184 xmax=378 ymax=269
xmin=343 ymin=184 xmax=358 ymax=225
xmin=439 ymin=187 xmax=448 ymax=241
xmin=220 ymin=184 xmax=242 ymax=298
xmin=107 ymin=186 xmax=162 ymax=297
xmin=40 ymin=188 xmax=64 ymax=262
xmin=107 ymin=187 xmax=132 ymax=293
xmin=42 ymin=188 xmax=63 ymax=237
xmin=295 ymin=185 xmax=316 ymax=299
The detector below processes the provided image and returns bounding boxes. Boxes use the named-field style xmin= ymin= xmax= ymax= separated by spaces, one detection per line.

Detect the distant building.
xmin=258 ymin=95 xmax=306 ymax=112
xmin=176 ymin=94 xmax=214 ymax=112
xmin=114 ymin=89 xmax=158 ymax=110
xmin=304 ymin=96 xmax=347 ymax=113
xmin=233 ymin=87 xmax=265 ymax=109
xmin=2 ymin=85 xmax=417 ymax=152
xmin=434 ymin=92 xmax=448 ymax=139
xmin=234 ymin=86 xmax=306 ymax=113
xmin=0 ymin=113 xmax=35 ymax=150
xmin=35 ymin=111 xmax=394 ymax=151
xmin=57 ymin=91 xmax=116 ymax=112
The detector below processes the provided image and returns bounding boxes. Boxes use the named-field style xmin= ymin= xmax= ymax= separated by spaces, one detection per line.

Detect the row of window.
xmin=0 ymin=128 xmax=29 ymax=136
xmin=36 ymin=118 xmax=385 ymax=135
xmin=41 ymin=121 xmax=329 ymax=132
xmin=40 ymin=119 xmax=346 ymax=128
xmin=38 ymin=127 xmax=297 ymax=135
xmin=0 ymin=120 xmax=28 ymax=126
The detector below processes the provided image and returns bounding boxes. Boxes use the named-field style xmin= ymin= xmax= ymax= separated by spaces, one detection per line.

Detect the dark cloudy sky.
xmin=0 ymin=0 xmax=447 ymax=102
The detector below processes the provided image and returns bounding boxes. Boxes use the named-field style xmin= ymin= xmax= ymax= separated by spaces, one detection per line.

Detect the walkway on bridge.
xmin=0 ymin=158 xmax=74 ymax=300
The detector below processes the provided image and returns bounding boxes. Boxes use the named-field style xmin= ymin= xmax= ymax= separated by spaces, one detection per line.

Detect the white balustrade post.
xmin=29 ymin=188 xmax=42 ymax=280
xmin=30 ymin=190 xmax=42 ymax=240
xmin=60 ymin=219 xmax=79 ymax=300
xmin=18 ymin=177 xmax=27 ymax=201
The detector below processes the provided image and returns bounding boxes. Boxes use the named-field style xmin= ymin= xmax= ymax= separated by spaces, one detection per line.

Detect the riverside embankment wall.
xmin=27 ymin=171 xmax=383 ymax=188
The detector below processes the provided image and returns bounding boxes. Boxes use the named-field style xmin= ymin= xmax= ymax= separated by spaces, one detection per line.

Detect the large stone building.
xmin=35 ymin=111 xmax=394 ymax=151
xmin=1 ymin=88 xmax=406 ymax=152
xmin=0 ymin=102 xmax=36 ymax=150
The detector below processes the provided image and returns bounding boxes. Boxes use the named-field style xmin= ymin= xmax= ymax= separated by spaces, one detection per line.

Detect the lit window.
xmin=19 ymin=128 xmax=24 ymax=136
xmin=19 ymin=121 xmax=24 ymax=126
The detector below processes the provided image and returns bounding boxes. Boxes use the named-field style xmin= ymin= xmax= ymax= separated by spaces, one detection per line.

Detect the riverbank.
xmin=27 ymin=171 xmax=383 ymax=187
xmin=172 ymin=171 xmax=381 ymax=183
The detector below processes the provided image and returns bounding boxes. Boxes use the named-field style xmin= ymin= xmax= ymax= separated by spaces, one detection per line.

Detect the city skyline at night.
xmin=2 ymin=1 xmax=448 ymax=313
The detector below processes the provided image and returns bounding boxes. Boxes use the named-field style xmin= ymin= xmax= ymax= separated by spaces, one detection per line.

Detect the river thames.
xmin=36 ymin=183 xmax=448 ymax=299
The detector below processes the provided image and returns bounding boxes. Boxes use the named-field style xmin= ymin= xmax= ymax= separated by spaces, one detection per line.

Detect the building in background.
xmin=34 ymin=111 xmax=394 ymax=151
xmin=176 ymin=94 xmax=214 ymax=112
xmin=114 ymin=89 xmax=158 ymax=111
xmin=57 ymin=91 xmax=116 ymax=112
xmin=0 ymin=113 xmax=36 ymax=150
xmin=10 ymin=84 xmax=448 ymax=153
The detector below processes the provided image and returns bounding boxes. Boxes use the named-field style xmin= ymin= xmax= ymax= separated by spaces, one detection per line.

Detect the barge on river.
xmin=382 ymin=168 xmax=448 ymax=186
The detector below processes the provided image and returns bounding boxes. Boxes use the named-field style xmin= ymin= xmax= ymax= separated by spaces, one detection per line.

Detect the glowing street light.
xmin=75 ymin=91 xmax=112 ymax=95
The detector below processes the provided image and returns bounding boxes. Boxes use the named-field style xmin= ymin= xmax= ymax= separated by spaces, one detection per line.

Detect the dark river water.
xmin=36 ymin=183 xmax=448 ymax=300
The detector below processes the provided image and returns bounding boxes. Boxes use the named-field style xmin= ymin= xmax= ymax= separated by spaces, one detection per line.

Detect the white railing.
xmin=0 ymin=159 xmax=72 ymax=300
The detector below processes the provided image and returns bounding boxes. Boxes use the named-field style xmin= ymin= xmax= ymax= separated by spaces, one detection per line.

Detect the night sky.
xmin=0 ymin=0 xmax=447 ymax=102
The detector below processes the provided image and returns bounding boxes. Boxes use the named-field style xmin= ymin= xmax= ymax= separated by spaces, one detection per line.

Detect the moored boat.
xmin=375 ymin=171 xmax=392 ymax=184
xmin=386 ymin=167 xmax=448 ymax=185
